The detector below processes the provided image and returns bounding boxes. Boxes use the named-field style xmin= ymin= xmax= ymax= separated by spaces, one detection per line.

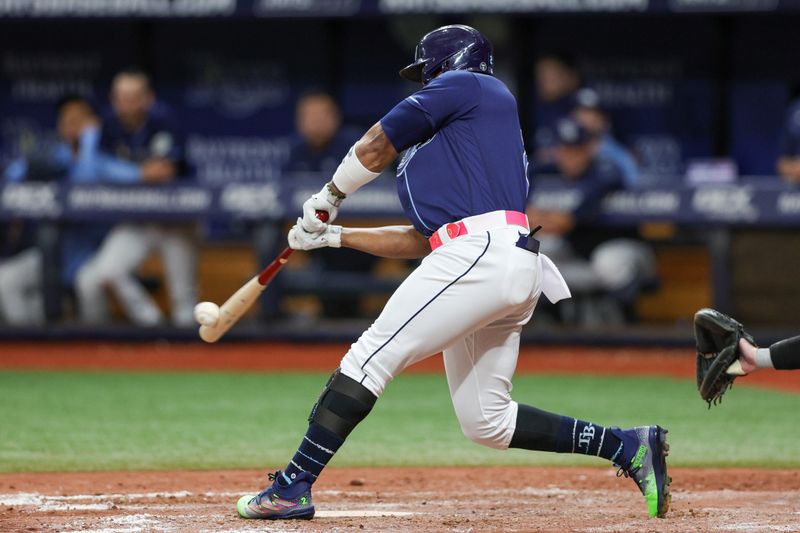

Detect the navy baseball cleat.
xmin=236 ymin=470 xmax=315 ymax=520
xmin=610 ymin=425 xmax=671 ymax=518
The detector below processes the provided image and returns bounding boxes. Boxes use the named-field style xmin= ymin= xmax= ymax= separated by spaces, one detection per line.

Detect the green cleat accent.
xmin=236 ymin=495 xmax=252 ymax=518
xmin=642 ymin=469 xmax=659 ymax=517
xmin=611 ymin=425 xmax=671 ymax=519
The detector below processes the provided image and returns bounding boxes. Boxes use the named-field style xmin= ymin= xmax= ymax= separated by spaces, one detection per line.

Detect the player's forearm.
xmin=768 ymin=334 xmax=800 ymax=370
xmin=140 ymin=158 xmax=177 ymax=184
xmin=326 ymin=123 xmax=399 ymax=199
xmin=341 ymin=225 xmax=430 ymax=259
xmin=777 ymin=157 xmax=800 ymax=182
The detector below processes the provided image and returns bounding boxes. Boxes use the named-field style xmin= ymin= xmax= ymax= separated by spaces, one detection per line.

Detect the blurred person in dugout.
xmin=75 ymin=69 xmax=198 ymax=327
xmin=0 ymin=95 xmax=144 ymax=325
xmin=571 ymin=88 xmax=639 ymax=188
xmin=280 ymin=90 xmax=373 ymax=317
xmin=532 ymin=52 xmax=584 ymax=172
xmin=777 ymin=88 xmax=800 ymax=183
xmin=527 ymin=118 xmax=656 ymax=325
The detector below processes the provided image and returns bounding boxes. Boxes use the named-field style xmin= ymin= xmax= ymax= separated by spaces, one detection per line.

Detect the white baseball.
xmin=194 ymin=301 xmax=220 ymax=327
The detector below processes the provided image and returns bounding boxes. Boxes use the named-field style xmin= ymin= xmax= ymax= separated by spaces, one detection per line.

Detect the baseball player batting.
xmin=236 ymin=25 xmax=670 ymax=521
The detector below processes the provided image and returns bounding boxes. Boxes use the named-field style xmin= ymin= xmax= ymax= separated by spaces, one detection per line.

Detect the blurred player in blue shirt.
xmin=0 ymin=95 xmax=141 ymax=325
xmin=528 ymin=117 xmax=655 ymax=323
xmin=75 ymin=69 xmax=197 ymax=327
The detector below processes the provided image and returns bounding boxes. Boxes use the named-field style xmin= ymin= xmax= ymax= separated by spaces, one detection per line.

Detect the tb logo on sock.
xmin=578 ymin=423 xmax=596 ymax=450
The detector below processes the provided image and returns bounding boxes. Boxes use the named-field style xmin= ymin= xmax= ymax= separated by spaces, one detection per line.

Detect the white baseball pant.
xmin=75 ymin=223 xmax=197 ymax=327
xmin=339 ymin=225 xmax=568 ymax=450
xmin=0 ymin=248 xmax=44 ymax=325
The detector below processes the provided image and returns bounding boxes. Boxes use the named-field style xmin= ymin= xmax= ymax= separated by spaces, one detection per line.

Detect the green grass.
xmin=0 ymin=371 xmax=797 ymax=472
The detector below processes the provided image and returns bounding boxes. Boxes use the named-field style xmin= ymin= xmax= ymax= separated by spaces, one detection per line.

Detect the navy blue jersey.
xmin=284 ymin=126 xmax=361 ymax=175
xmin=100 ymin=103 xmax=189 ymax=177
xmin=569 ymin=153 xmax=624 ymax=218
xmin=380 ymin=71 xmax=529 ymax=237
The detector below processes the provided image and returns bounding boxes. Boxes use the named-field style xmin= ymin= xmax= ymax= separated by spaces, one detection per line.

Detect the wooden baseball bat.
xmin=198 ymin=211 xmax=329 ymax=343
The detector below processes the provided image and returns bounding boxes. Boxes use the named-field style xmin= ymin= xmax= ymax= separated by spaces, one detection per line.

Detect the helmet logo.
xmin=479 ymin=62 xmax=487 ymax=72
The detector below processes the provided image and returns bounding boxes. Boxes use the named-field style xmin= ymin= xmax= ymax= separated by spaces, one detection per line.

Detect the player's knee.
xmin=455 ymin=405 xmax=514 ymax=450
xmin=458 ymin=418 xmax=508 ymax=449
xmin=75 ymin=264 xmax=99 ymax=293
xmin=339 ymin=350 xmax=390 ymax=398
xmin=78 ymin=261 xmax=119 ymax=289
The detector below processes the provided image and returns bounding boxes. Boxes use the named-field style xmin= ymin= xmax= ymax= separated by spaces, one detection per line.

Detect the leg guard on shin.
xmin=309 ymin=369 xmax=378 ymax=439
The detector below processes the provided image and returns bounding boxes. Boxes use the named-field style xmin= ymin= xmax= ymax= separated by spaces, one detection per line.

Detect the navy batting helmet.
xmin=399 ymin=25 xmax=494 ymax=85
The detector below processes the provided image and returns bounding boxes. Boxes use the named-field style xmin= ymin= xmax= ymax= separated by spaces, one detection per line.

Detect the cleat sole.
xmin=656 ymin=426 xmax=671 ymax=518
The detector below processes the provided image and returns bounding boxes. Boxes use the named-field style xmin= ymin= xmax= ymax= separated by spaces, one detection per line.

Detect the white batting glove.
xmin=288 ymin=218 xmax=342 ymax=251
xmin=301 ymin=183 xmax=344 ymax=233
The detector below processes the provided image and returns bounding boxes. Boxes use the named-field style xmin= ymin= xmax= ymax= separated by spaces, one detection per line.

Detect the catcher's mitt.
xmin=693 ymin=308 xmax=756 ymax=407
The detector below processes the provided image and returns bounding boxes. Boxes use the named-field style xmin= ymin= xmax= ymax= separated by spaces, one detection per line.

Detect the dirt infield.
xmin=1 ymin=466 xmax=799 ymax=532
xmin=0 ymin=341 xmax=797 ymax=393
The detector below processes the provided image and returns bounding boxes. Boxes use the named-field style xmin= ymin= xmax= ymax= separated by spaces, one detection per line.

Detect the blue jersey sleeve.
xmin=71 ymin=126 xmax=142 ymax=184
xmin=380 ymin=71 xmax=481 ymax=152
xmin=3 ymin=158 xmax=28 ymax=182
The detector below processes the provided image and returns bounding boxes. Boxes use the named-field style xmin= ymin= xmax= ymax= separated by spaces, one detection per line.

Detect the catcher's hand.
xmin=693 ymin=308 xmax=756 ymax=407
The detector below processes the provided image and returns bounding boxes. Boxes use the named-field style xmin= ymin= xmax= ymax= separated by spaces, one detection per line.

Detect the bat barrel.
xmin=198 ymin=275 xmax=265 ymax=343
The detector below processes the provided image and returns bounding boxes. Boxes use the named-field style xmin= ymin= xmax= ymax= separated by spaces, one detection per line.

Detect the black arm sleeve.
xmin=769 ymin=334 xmax=800 ymax=370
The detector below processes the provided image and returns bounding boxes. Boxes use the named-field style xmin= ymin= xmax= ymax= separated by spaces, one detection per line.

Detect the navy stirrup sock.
xmin=555 ymin=417 xmax=623 ymax=462
xmin=509 ymin=404 xmax=623 ymax=463
xmin=284 ymin=423 xmax=344 ymax=482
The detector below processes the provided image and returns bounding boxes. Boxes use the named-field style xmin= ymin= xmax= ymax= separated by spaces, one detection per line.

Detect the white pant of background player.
xmin=75 ymin=223 xmax=197 ymax=327
xmin=340 ymin=223 xmax=569 ymax=449
xmin=0 ymin=248 xmax=44 ymax=325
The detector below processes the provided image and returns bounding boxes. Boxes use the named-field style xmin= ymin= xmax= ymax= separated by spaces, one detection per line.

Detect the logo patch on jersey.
xmin=446 ymin=223 xmax=461 ymax=239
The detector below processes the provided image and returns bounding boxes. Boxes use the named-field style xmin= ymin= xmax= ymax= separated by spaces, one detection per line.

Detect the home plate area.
xmin=0 ymin=467 xmax=798 ymax=532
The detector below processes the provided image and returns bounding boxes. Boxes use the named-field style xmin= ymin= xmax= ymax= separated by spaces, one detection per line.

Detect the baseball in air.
xmin=194 ymin=301 xmax=220 ymax=327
